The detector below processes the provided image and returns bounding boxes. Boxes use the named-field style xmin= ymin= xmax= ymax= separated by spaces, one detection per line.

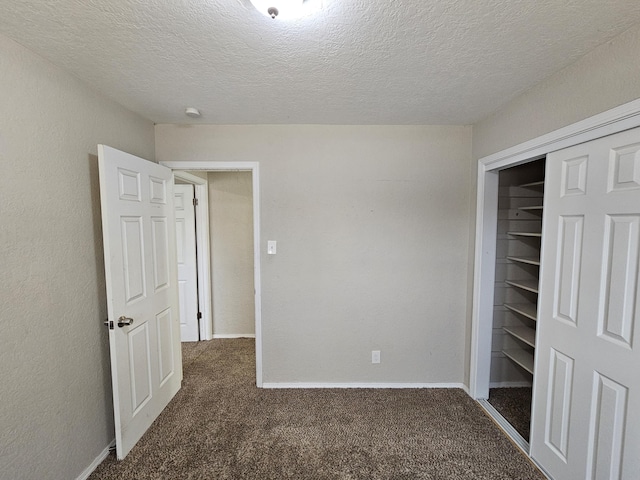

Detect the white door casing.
xmin=531 ymin=127 xmax=640 ymax=479
xmin=98 ymin=145 xmax=182 ymax=459
xmin=161 ymin=161 xmax=263 ymax=387
xmin=174 ymin=184 xmax=199 ymax=342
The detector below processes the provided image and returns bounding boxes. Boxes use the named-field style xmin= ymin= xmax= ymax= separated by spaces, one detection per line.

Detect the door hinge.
xmin=193 ymin=198 xmax=198 ymax=206
xmin=197 ymin=311 xmax=202 ymax=320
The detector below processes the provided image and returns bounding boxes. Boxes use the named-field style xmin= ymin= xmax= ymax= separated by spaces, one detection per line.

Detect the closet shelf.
xmin=507 ymin=231 xmax=542 ymax=238
xmin=507 ymin=256 xmax=540 ymax=266
xmin=504 ymin=303 xmax=538 ymax=321
xmin=503 ymin=326 xmax=536 ymax=348
xmin=502 ymin=349 xmax=535 ymax=375
xmin=518 ymin=180 xmax=544 ymax=189
xmin=505 ymin=279 xmax=539 ymax=294
xmin=492 ymin=159 xmax=544 ymax=401
xmin=518 ymin=206 xmax=544 ymax=212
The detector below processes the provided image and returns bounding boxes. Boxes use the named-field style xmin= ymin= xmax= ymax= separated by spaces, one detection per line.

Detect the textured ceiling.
xmin=2 ymin=0 xmax=640 ymax=125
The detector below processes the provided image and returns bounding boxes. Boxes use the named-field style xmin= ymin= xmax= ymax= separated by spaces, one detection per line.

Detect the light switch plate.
xmin=372 ymin=350 xmax=381 ymax=364
xmin=267 ymin=240 xmax=277 ymax=255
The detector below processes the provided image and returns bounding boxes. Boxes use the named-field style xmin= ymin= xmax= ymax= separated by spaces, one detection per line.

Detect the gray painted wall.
xmin=156 ymin=124 xmax=474 ymax=384
xmin=0 ymin=35 xmax=155 ymax=479
xmin=208 ymin=171 xmax=256 ymax=336
xmin=473 ymin=23 xmax=640 ymax=159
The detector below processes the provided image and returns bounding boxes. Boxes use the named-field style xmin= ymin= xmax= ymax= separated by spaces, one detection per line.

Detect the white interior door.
xmin=98 ymin=145 xmax=182 ymax=459
xmin=531 ymin=127 xmax=640 ymax=479
xmin=174 ymin=184 xmax=199 ymax=342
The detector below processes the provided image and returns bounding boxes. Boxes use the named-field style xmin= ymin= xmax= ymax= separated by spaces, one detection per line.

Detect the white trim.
xmin=162 ymin=161 xmax=263 ymax=388
xmin=172 ymin=170 xmax=213 ymax=341
xmin=212 ymin=333 xmax=256 ymax=339
xmin=75 ymin=440 xmax=115 ymax=480
xmin=249 ymin=164 xmax=262 ymax=386
xmin=263 ymin=382 xmax=468 ymax=390
xmin=469 ymin=164 xmax=499 ymax=399
xmin=470 ymin=97 xmax=640 ymax=400
xmin=166 ymin=161 xmax=257 ymax=171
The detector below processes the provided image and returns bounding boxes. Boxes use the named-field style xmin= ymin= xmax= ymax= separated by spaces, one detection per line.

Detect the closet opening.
xmin=469 ymin=99 xmax=640 ymax=474
xmin=486 ymin=159 xmax=545 ymax=443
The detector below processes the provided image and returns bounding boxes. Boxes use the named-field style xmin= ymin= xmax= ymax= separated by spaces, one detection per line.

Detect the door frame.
xmin=469 ymin=98 xmax=640 ymax=451
xmin=173 ymin=171 xmax=212 ymax=341
xmin=162 ymin=161 xmax=263 ymax=387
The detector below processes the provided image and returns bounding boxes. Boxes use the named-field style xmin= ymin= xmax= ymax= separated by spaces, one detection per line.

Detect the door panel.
xmin=600 ymin=215 xmax=639 ymax=346
xmin=98 ymin=145 xmax=182 ymax=459
xmin=122 ymin=216 xmax=146 ymax=303
xmin=156 ymin=307 xmax=175 ymax=385
xmin=532 ymin=127 xmax=640 ymax=479
xmin=151 ymin=217 xmax=170 ymax=291
xmin=554 ymin=215 xmax=583 ymax=325
xmin=128 ymin=323 xmax=152 ymax=414
xmin=545 ymin=348 xmax=574 ymax=462
xmin=149 ymin=176 xmax=167 ymax=203
xmin=587 ymin=373 xmax=628 ymax=480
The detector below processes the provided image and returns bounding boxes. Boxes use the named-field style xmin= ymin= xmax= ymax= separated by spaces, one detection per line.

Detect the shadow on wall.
xmin=88 ymin=153 xmax=115 ymax=431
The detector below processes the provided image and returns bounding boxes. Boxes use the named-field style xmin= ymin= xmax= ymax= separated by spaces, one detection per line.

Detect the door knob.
xmin=117 ymin=316 xmax=134 ymax=328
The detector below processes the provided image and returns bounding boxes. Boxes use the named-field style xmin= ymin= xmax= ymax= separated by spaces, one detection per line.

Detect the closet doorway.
xmin=485 ymin=159 xmax=545 ymax=444
xmin=470 ymin=99 xmax=640 ymax=478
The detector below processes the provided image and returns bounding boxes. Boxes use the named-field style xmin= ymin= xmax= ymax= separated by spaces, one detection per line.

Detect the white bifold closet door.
xmin=531 ymin=126 xmax=640 ymax=479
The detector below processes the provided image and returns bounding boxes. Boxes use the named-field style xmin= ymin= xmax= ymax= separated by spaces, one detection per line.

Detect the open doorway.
xmin=206 ymin=171 xmax=256 ymax=339
xmin=165 ymin=162 xmax=263 ymax=387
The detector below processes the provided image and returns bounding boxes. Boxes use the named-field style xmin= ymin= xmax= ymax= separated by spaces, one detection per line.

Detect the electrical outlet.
xmin=371 ymin=350 xmax=381 ymax=364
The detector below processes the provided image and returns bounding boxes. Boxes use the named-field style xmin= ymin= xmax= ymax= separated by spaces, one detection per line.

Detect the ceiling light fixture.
xmin=185 ymin=107 xmax=201 ymax=118
xmin=249 ymin=0 xmax=304 ymax=19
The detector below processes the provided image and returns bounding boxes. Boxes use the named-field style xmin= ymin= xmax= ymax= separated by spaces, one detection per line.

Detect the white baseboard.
xmin=489 ymin=381 xmax=533 ymax=388
xmin=212 ymin=334 xmax=256 ymax=339
xmin=262 ymin=382 xmax=467 ymax=390
xmin=76 ymin=439 xmax=115 ymax=480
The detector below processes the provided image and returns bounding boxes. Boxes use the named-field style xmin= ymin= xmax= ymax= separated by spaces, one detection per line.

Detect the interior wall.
xmin=156 ymin=124 xmax=473 ymax=384
xmin=473 ymin=22 xmax=640 ymax=159
xmin=208 ymin=171 xmax=256 ymax=336
xmin=0 ymin=34 xmax=155 ymax=479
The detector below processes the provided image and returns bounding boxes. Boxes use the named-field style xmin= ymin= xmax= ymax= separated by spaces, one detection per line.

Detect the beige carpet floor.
xmin=90 ymin=339 xmax=545 ymax=479
xmin=488 ymin=387 xmax=533 ymax=441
